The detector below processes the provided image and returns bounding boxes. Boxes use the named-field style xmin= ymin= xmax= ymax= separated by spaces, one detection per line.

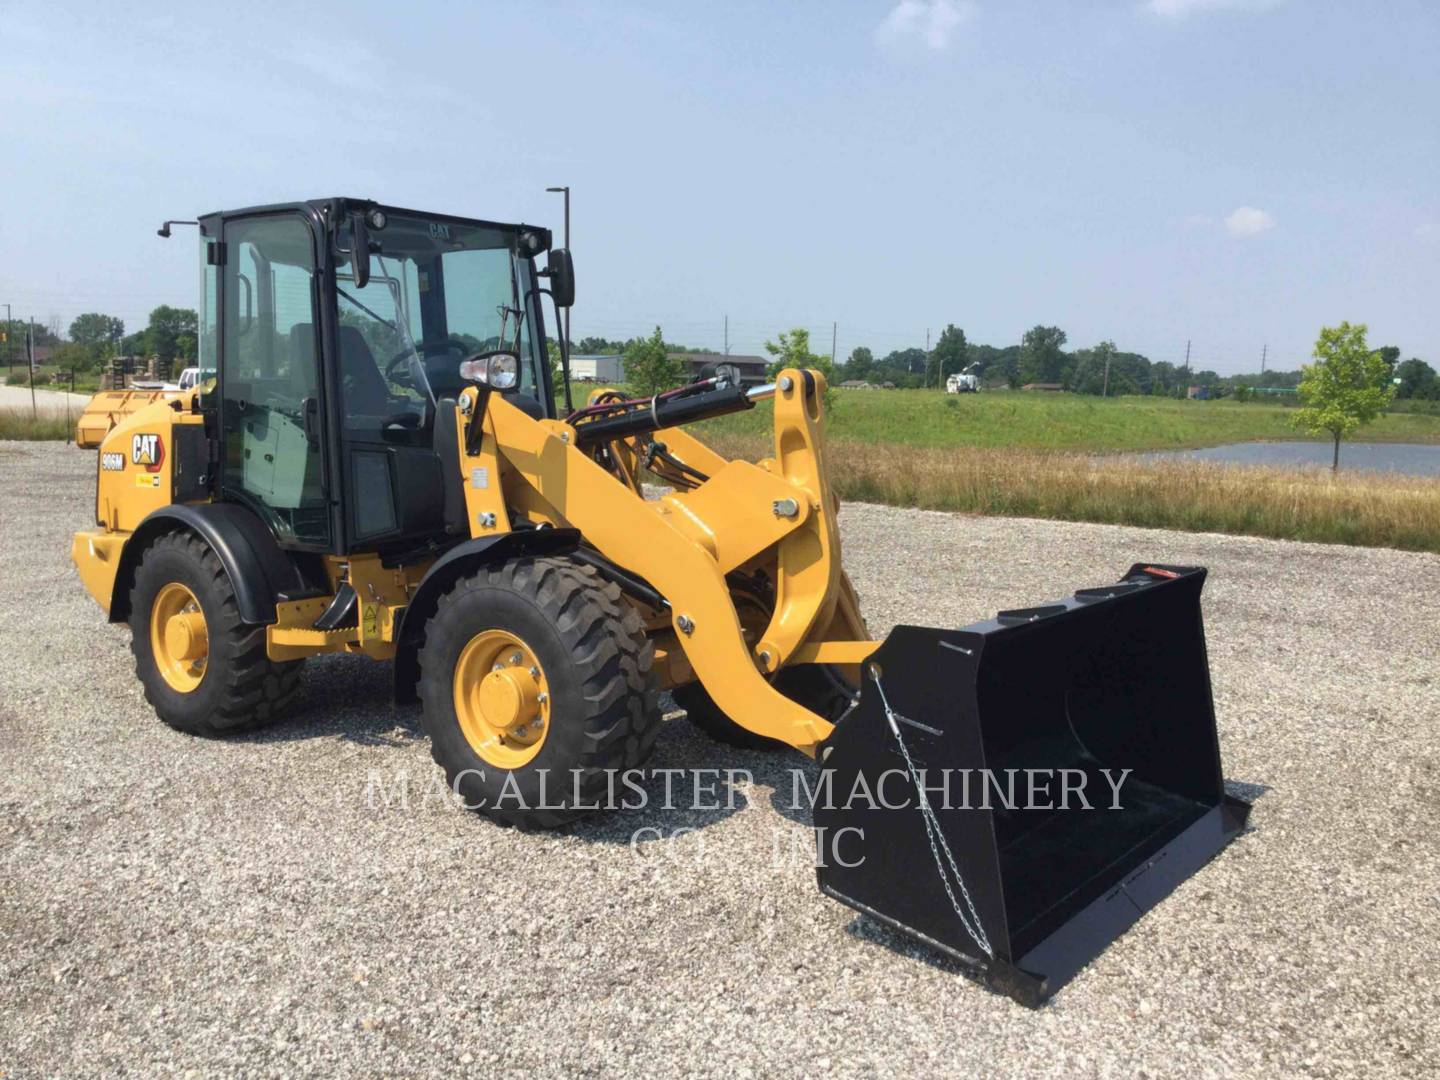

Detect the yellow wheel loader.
xmin=71 ymin=198 xmax=1248 ymax=1004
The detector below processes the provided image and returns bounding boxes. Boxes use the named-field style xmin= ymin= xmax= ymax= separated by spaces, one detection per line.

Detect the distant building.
xmin=1021 ymin=382 xmax=1064 ymax=392
xmin=839 ymin=379 xmax=874 ymax=390
xmin=669 ymin=353 xmax=769 ymax=386
xmin=569 ymin=354 xmax=625 ymax=383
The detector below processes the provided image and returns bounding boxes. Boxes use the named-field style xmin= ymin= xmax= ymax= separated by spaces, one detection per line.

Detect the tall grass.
xmin=0 ymin=408 xmax=74 ymax=441
xmin=696 ymin=390 xmax=1440 ymax=451
xmin=705 ymin=433 xmax=1440 ymax=553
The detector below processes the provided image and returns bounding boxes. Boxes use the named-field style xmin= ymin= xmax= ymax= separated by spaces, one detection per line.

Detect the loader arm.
xmin=476 ymin=368 xmax=870 ymax=755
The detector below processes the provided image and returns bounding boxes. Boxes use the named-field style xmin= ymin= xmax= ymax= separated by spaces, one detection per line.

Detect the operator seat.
xmin=288 ymin=323 xmax=392 ymax=416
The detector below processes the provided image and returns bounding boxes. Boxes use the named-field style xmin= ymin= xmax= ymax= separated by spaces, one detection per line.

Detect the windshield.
xmin=333 ymin=212 xmax=548 ymax=436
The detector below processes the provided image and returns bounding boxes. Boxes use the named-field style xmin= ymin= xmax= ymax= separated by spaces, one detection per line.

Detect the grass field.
xmin=0 ymin=408 xmax=75 ymax=440
xmin=9 ymin=388 xmax=1438 ymax=551
xmin=696 ymin=388 xmax=1440 ymax=451
xmin=700 ymin=432 xmax=1440 ymax=553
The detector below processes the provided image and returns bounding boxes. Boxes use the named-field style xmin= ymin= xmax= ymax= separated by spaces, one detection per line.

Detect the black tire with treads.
xmin=128 ymin=530 xmax=304 ymax=735
xmin=417 ymin=556 xmax=661 ymax=829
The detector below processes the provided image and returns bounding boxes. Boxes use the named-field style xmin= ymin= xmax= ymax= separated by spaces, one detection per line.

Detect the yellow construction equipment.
xmin=71 ymin=199 xmax=1248 ymax=1004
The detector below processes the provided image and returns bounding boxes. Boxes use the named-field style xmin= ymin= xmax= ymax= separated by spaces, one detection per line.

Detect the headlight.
xmin=459 ymin=353 xmax=520 ymax=391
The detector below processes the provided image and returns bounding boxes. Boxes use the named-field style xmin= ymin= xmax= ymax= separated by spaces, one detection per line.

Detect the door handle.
xmin=302 ymin=396 xmax=321 ymax=447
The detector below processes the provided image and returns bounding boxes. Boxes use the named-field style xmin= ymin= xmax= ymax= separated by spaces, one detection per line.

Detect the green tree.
xmin=546 ymin=339 xmax=567 ymax=397
xmin=1292 ymin=322 xmax=1395 ymax=470
xmin=1069 ymin=341 xmax=1131 ymax=396
xmin=143 ymin=305 xmax=199 ymax=365
xmin=1377 ymin=345 xmax=1401 ymax=373
xmin=1394 ymin=357 xmax=1438 ymax=400
xmin=1018 ymin=325 xmax=1068 ymax=385
xmin=623 ymin=326 xmax=685 ymax=396
xmin=926 ymin=324 xmax=968 ymax=388
xmin=846 ymin=346 xmax=874 ymax=380
xmin=69 ymin=313 xmax=125 ymax=352
xmin=764 ymin=327 xmax=836 ymax=407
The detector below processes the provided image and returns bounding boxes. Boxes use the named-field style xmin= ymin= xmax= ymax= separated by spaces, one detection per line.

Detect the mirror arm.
xmin=537 ymin=287 xmax=574 ymax=414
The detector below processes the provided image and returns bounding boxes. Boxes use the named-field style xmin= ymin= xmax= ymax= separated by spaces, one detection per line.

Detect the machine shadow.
xmin=557 ymin=710 xmax=826 ymax=845
xmin=236 ymin=653 xmax=424 ymax=747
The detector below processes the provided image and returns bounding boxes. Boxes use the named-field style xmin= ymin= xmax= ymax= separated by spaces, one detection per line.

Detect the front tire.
xmin=418 ymin=557 xmax=662 ymax=829
xmin=128 ymin=530 xmax=303 ymax=735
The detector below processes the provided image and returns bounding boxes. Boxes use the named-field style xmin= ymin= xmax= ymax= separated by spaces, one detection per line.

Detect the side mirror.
xmin=696 ymin=360 xmax=743 ymax=388
xmin=459 ymin=351 xmax=521 ymax=393
xmin=544 ymin=249 xmax=574 ymax=308
xmin=349 ymin=211 xmax=371 ymax=289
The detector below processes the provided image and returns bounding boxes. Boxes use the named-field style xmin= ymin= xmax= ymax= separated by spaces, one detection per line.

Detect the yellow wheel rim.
xmin=150 ymin=581 xmax=209 ymax=693
xmin=453 ymin=629 xmax=550 ymax=768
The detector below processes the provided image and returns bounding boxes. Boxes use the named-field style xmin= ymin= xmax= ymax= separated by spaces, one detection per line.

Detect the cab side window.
xmin=220 ymin=216 xmax=329 ymax=547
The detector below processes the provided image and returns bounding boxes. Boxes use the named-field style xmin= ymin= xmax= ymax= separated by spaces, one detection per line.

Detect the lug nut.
xmin=772 ymin=498 xmax=799 ymax=519
xmin=677 ymin=615 xmax=695 ymax=635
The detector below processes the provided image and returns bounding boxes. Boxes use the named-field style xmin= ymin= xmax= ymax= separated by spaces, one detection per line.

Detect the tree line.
xmin=3 ymin=307 xmax=199 ymax=373
xmin=583 ymin=323 xmax=1438 ymax=401
xmin=20 ymin=311 xmax=1438 ymax=403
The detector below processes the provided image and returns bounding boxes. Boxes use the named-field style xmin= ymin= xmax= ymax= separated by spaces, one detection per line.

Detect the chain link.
xmin=870 ymin=670 xmax=994 ymax=959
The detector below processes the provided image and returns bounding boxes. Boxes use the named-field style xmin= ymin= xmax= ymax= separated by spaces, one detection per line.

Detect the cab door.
xmin=218 ymin=214 xmax=332 ymax=549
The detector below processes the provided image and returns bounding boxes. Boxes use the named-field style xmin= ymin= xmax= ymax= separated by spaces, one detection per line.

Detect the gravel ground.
xmin=2 ymin=439 xmax=1437 ymax=1077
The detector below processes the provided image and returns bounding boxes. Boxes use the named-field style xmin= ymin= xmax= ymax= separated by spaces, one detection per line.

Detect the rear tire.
xmin=128 ymin=530 xmax=303 ymax=735
xmin=418 ymin=556 xmax=662 ymax=829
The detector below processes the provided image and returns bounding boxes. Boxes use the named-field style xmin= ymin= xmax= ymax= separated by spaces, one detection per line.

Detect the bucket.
xmin=811 ymin=564 xmax=1250 ymax=1006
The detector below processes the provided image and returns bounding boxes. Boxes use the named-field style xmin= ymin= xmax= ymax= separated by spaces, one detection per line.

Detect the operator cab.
xmin=193 ymin=198 xmax=567 ymax=559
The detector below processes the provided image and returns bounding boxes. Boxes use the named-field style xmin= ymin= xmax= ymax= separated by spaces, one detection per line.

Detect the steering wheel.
xmin=382 ymin=337 xmax=474 ymax=387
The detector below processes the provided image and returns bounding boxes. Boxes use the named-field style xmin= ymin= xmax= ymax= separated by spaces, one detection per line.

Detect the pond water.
xmin=1141 ymin=441 xmax=1440 ymax=477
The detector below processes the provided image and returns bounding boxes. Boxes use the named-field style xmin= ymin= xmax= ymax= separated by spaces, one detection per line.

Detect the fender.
xmin=393 ymin=527 xmax=582 ymax=703
xmin=110 ymin=503 xmax=324 ymax=625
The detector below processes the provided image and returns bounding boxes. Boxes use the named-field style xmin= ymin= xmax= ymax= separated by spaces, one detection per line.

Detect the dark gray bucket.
xmin=811 ymin=564 xmax=1250 ymax=1006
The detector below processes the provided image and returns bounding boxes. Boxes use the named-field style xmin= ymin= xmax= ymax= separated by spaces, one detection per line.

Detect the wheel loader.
xmin=71 ymin=198 xmax=1248 ymax=1005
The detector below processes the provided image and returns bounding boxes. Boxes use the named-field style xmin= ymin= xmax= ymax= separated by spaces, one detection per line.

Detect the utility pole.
xmin=544 ymin=187 xmax=571 ymax=348
xmin=1102 ymin=349 xmax=1111 ymax=398
xmin=1260 ymin=343 xmax=1267 ymax=375
xmin=1184 ymin=339 xmax=1192 ymax=398
xmin=28 ymin=318 xmax=37 ymax=417
xmin=831 ymin=321 xmax=837 ymax=370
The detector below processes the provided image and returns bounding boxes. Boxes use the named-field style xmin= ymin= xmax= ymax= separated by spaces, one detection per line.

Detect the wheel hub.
xmin=163 ymin=610 xmax=208 ymax=662
xmin=150 ymin=582 xmax=208 ymax=693
xmin=453 ymin=631 xmax=550 ymax=768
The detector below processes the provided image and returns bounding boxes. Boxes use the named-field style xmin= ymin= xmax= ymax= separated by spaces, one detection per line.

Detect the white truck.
xmin=946 ymin=371 xmax=980 ymax=393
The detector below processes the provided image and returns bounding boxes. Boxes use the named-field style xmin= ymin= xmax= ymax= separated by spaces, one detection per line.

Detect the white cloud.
xmin=874 ymin=0 xmax=976 ymax=52
xmin=1224 ymin=206 xmax=1276 ymax=237
xmin=1144 ymin=0 xmax=1282 ymax=17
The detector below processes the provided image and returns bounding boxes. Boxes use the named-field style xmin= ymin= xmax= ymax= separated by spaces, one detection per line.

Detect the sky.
xmin=2 ymin=0 xmax=1437 ymax=374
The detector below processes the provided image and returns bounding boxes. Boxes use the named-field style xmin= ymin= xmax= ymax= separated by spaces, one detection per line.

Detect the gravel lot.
xmin=2 ymin=439 xmax=1438 ymax=1077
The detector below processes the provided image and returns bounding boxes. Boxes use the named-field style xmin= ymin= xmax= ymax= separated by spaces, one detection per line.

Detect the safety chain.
xmin=870 ymin=669 xmax=994 ymax=959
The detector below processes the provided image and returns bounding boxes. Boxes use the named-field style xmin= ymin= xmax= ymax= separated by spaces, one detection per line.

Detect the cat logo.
xmin=132 ymin=433 xmax=165 ymax=472
xmin=428 ymin=221 xmax=451 ymax=241
xmin=101 ymin=452 xmax=125 ymax=472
